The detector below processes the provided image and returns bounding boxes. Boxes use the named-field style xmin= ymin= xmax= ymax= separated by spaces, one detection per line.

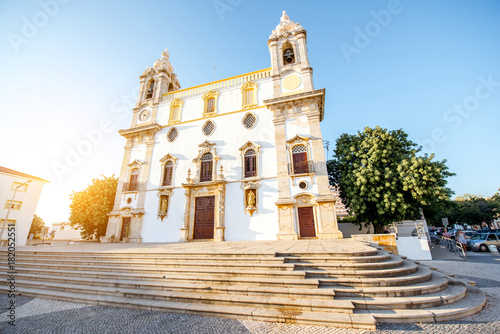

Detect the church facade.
xmin=103 ymin=12 xmax=343 ymax=243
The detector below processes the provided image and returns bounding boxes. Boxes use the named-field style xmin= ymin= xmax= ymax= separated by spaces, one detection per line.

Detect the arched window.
xmin=240 ymin=82 xmax=258 ymax=109
xmin=200 ymin=153 xmax=213 ymax=182
xmin=206 ymin=98 xmax=215 ymax=114
xmin=244 ymin=149 xmax=257 ymax=178
xmin=171 ymin=105 xmax=180 ymax=121
xmin=145 ymin=80 xmax=155 ymax=99
xmin=162 ymin=161 xmax=173 ymax=186
xmin=169 ymin=98 xmax=183 ymax=124
xmin=292 ymin=144 xmax=309 ymax=174
xmin=243 ymin=89 xmax=254 ymax=108
xmin=282 ymin=41 xmax=295 ymax=65
xmin=129 ymin=168 xmax=140 ymax=191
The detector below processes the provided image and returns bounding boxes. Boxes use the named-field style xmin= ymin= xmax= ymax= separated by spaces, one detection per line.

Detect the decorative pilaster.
xmin=276 ymin=202 xmax=299 ymax=240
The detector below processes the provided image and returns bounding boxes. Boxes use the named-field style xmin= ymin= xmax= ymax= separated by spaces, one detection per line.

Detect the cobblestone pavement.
xmin=1 ymin=245 xmax=499 ymax=333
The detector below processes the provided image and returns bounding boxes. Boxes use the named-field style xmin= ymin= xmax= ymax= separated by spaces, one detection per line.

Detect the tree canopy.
xmin=328 ymin=126 xmax=454 ymax=232
xmin=28 ymin=214 xmax=45 ymax=237
xmin=447 ymin=194 xmax=499 ymax=227
xmin=69 ymin=175 xmax=118 ymax=240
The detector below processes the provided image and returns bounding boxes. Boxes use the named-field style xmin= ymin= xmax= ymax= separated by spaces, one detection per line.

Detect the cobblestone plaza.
xmin=1 ymin=244 xmax=499 ymax=334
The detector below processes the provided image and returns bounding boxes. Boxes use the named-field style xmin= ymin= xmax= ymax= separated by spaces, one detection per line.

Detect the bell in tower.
xmin=282 ymin=41 xmax=295 ymax=65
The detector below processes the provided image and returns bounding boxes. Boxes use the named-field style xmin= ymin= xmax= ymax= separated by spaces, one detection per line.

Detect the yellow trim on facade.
xmin=162 ymin=68 xmax=272 ymax=99
xmin=161 ymin=105 xmax=266 ymax=129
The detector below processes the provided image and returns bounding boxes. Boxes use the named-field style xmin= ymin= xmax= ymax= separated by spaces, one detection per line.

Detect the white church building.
xmin=103 ymin=11 xmax=343 ymax=243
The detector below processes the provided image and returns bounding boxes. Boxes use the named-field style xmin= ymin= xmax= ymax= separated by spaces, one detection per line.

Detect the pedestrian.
xmin=457 ymin=229 xmax=467 ymax=250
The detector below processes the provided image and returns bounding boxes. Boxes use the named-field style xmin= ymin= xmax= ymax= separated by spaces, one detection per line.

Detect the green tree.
xmin=328 ymin=126 xmax=454 ymax=233
xmin=450 ymin=194 xmax=500 ymax=227
xmin=69 ymin=175 xmax=118 ymax=240
xmin=28 ymin=214 xmax=45 ymax=237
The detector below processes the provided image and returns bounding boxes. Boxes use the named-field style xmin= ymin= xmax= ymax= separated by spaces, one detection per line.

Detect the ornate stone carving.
xmin=295 ymin=194 xmax=314 ymax=205
xmin=269 ymin=11 xmax=305 ymax=40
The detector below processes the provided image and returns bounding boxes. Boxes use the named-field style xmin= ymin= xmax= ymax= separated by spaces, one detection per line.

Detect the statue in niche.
xmin=247 ymin=190 xmax=256 ymax=208
xmin=160 ymin=196 xmax=168 ymax=213
xmin=158 ymin=195 xmax=169 ymax=221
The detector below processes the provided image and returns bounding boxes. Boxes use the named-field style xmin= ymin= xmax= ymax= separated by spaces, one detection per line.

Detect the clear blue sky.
xmin=1 ymin=0 xmax=499 ymax=225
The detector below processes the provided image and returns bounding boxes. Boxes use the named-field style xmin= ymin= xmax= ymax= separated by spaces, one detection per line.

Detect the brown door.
xmin=194 ymin=196 xmax=215 ymax=239
xmin=120 ymin=217 xmax=131 ymax=241
xmin=298 ymin=206 xmax=316 ymax=238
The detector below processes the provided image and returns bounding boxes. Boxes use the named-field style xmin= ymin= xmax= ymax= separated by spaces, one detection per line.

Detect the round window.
xmin=202 ymin=120 xmax=215 ymax=136
xmin=299 ymin=181 xmax=308 ymax=190
xmin=167 ymin=127 xmax=178 ymax=142
xmin=242 ymin=113 xmax=257 ymax=129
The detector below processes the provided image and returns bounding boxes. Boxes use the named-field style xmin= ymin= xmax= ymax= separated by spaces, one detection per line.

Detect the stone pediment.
xmin=286 ymin=134 xmax=310 ymax=145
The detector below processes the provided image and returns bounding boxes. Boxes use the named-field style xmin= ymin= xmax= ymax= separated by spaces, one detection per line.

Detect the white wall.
xmin=0 ymin=173 xmax=46 ymax=247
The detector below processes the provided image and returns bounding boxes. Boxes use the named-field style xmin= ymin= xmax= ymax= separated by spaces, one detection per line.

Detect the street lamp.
xmin=0 ymin=179 xmax=32 ymax=246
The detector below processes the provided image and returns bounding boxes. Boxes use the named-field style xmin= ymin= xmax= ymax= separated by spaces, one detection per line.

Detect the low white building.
xmin=104 ymin=12 xmax=343 ymax=243
xmin=0 ymin=166 xmax=49 ymax=246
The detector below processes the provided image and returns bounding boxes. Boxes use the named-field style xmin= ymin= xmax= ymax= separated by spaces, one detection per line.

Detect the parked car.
xmin=466 ymin=232 xmax=500 ymax=252
xmin=463 ymin=230 xmax=477 ymax=240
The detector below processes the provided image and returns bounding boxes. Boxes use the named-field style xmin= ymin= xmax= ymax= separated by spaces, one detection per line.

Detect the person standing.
xmin=457 ymin=229 xmax=467 ymax=250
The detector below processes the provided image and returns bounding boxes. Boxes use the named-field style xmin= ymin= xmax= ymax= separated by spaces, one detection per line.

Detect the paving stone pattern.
xmin=1 ymin=242 xmax=498 ymax=333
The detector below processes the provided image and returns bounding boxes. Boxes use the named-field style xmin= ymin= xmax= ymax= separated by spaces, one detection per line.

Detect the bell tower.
xmin=268 ymin=11 xmax=314 ymax=98
xmin=265 ymin=11 xmax=343 ymax=240
xmin=132 ymin=49 xmax=181 ymax=128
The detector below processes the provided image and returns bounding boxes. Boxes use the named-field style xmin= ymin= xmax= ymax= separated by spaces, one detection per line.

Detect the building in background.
xmin=330 ymin=187 xmax=350 ymax=219
xmin=0 ymin=166 xmax=49 ymax=246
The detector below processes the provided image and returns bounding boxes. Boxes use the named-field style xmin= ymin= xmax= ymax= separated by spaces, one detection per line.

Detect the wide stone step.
xmin=5 ymin=260 xmax=294 ymax=272
xmin=0 ymin=272 xmax=335 ymax=300
xmin=338 ymin=281 xmax=467 ymax=310
xmin=5 ymin=279 xmax=355 ymax=314
xmin=304 ymin=261 xmax=418 ymax=278
xmin=317 ymin=266 xmax=432 ymax=287
xmin=282 ymin=253 xmax=391 ymax=264
xmin=368 ymin=281 xmax=486 ymax=323
xmin=0 ymin=262 xmax=301 ymax=279
xmin=12 ymin=255 xmax=287 ymax=265
xmin=275 ymin=250 xmax=379 ymax=258
xmin=291 ymin=255 xmax=404 ymax=271
xmin=0 ymin=287 xmax=376 ymax=329
xmin=0 ymin=267 xmax=319 ymax=289
xmin=331 ymin=272 xmax=448 ymax=297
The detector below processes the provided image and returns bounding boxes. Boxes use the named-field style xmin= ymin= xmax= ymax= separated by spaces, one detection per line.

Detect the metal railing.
xmin=287 ymin=161 xmax=315 ymax=175
xmin=430 ymin=234 xmax=466 ymax=258
xmin=122 ymin=182 xmax=144 ymax=192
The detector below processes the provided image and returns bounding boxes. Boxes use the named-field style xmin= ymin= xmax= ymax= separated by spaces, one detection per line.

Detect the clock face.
xmin=139 ymin=109 xmax=151 ymax=121
xmin=282 ymin=74 xmax=302 ymax=91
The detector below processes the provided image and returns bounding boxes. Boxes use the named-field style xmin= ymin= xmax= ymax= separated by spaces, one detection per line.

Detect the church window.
xmin=242 ymin=113 xmax=257 ymax=129
xmin=162 ymin=161 xmax=173 ymax=186
xmin=243 ymin=89 xmax=254 ymax=107
xmin=244 ymin=150 xmax=257 ymax=178
xmin=200 ymin=153 xmax=213 ymax=182
xmin=127 ymin=168 xmax=140 ymax=191
xmin=206 ymin=98 xmax=215 ymax=113
xmin=282 ymin=41 xmax=295 ymax=65
xmin=202 ymin=91 xmax=220 ymax=117
xmin=167 ymin=128 xmax=178 ymax=142
xmin=169 ymin=99 xmax=183 ymax=124
xmin=202 ymin=120 xmax=215 ymax=136
xmin=292 ymin=144 xmax=309 ymax=174
xmin=145 ymin=80 xmax=155 ymax=99
xmin=159 ymin=154 xmax=178 ymax=188
xmin=239 ymin=141 xmax=261 ymax=179
xmin=240 ymin=82 xmax=258 ymax=109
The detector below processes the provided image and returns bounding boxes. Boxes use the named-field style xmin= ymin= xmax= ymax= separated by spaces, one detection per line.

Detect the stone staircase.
xmin=0 ymin=240 xmax=486 ymax=330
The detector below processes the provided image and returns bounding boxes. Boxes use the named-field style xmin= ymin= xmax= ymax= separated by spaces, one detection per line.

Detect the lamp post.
xmin=0 ymin=179 xmax=32 ymax=246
